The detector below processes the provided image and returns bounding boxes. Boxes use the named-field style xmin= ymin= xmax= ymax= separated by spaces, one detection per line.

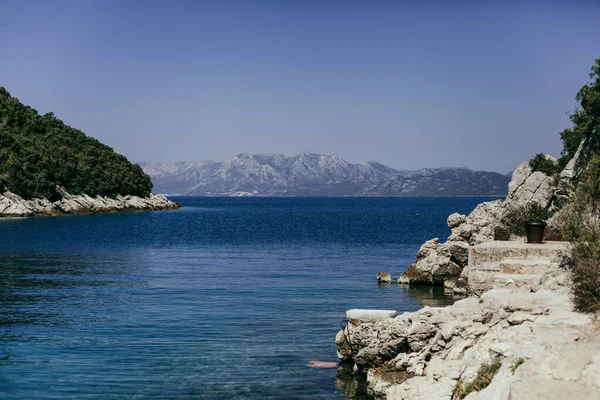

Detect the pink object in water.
xmin=307 ymin=360 xmax=338 ymax=369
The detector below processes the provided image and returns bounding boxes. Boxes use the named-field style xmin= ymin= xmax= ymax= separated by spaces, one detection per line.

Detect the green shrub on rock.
xmin=557 ymin=58 xmax=600 ymax=170
xmin=559 ymin=155 xmax=600 ymax=313
xmin=510 ymin=357 xmax=525 ymax=374
xmin=529 ymin=153 xmax=561 ymax=176
xmin=453 ymin=359 xmax=502 ymax=399
xmin=553 ymin=58 xmax=600 ymax=313
xmin=499 ymin=202 xmax=551 ymax=238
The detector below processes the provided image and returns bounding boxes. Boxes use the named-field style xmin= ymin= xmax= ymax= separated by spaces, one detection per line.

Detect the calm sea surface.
xmin=0 ymin=197 xmax=494 ymax=399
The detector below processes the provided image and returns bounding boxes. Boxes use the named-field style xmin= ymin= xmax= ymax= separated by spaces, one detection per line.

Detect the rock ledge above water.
xmin=0 ymin=186 xmax=180 ymax=217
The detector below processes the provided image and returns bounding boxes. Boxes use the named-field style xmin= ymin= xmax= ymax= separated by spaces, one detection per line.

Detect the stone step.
xmin=492 ymin=273 xmax=543 ymax=291
xmin=499 ymin=259 xmax=551 ymax=275
xmin=346 ymin=309 xmax=397 ymax=323
xmin=468 ymin=241 xmax=568 ymax=292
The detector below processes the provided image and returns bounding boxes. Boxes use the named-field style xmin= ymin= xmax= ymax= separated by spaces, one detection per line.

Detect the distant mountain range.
xmin=140 ymin=153 xmax=510 ymax=196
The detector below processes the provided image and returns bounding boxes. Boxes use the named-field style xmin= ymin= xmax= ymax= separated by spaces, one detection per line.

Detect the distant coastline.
xmin=142 ymin=154 xmax=510 ymax=197
xmin=167 ymin=194 xmax=506 ymax=198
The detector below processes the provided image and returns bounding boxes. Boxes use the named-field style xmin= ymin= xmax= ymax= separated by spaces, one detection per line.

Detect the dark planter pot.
xmin=525 ymin=220 xmax=547 ymax=244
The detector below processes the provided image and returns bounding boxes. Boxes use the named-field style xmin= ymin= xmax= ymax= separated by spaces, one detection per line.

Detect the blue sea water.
xmin=0 ymin=197 xmax=494 ymax=399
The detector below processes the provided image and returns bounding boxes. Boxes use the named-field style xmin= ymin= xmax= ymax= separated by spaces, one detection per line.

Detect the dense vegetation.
xmin=530 ymin=59 xmax=600 ymax=174
xmin=553 ymin=58 xmax=600 ymax=312
xmin=0 ymin=86 xmax=152 ymax=199
xmin=559 ymin=155 xmax=600 ymax=312
xmin=495 ymin=202 xmax=550 ymax=240
xmin=529 ymin=153 xmax=561 ymax=176
xmin=558 ymin=59 xmax=600 ymax=168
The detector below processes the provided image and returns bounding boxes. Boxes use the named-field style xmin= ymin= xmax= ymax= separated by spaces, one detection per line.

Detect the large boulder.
xmin=377 ymin=272 xmax=393 ymax=283
xmin=398 ymin=239 xmax=468 ymax=285
xmin=447 ymin=200 xmax=505 ymax=245
xmin=447 ymin=213 xmax=467 ymax=229
xmin=506 ymin=162 xmax=554 ymax=209
xmin=0 ymin=191 xmax=33 ymax=216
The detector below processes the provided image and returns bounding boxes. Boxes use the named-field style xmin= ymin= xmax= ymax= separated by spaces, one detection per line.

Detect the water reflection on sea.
xmin=0 ymin=196 xmax=488 ymax=399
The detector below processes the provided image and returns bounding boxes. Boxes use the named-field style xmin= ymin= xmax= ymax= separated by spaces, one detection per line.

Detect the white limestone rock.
xmin=377 ymin=271 xmax=393 ymax=283
xmin=337 ymin=264 xmax=599 ymax=400
xmin=448 ymin=200 xmax=505 ymax=245
xmin=398 ymin=239 xmax=463 ymax=285
xmin=447 ymin=212 xmax=467 ymax=229
xmin=506 ymin=162 xmax=554 ymax=209
xmin=0 ymin=186 xmax=179 ymax=218
xmin=0 ymin=192 xmax=33 ymax=216
xmin=346 ymin=309 xmax=397 ymax=323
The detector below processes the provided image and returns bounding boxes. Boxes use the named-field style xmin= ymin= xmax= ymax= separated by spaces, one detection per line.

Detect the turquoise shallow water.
xmin=0 ymin=197 xmax=493 ymax=399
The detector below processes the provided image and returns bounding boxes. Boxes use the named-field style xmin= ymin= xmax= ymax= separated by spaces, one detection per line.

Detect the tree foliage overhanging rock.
xmin=529 ymin=153 xmax=561 ymax=176
xmin=0 ymin=86 xmax=153 ymax=199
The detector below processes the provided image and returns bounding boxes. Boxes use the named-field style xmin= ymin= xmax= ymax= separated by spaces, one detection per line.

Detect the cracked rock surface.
xmin=338 ymin=263 xmax=600 ymax=399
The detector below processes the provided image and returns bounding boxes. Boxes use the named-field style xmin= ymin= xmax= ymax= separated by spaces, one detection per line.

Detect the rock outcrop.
xmin=0 ymin=186 xmax=179 ymax=217
xmin=397 ymin=239 xmax=468 ymax=286
xmin=377 ymin=272 xmax=393 ymax=283
xmin=337 ymin=260 xmax=600 ymax=399
xmin=399 ymin=158 xmax=561 ymax=288
xmin=551 ymin=134 xmax=598 ymax=209
xmin=446 ymin=200 xmax=506 ymax=245
xmin=506 ymin=161 xmax=555 ymax=209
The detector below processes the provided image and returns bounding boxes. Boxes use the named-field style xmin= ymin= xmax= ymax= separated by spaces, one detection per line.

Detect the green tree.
xmin=529 ymin=153 xmax=560 ymax=175
xmin=0 ymin=86 xmax=153 ymax=199
xmin=557 ymin=58 xmax=600 ymax=169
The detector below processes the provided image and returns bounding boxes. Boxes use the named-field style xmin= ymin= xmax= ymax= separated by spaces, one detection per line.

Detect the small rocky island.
xmin=0 ymin=86 xmax=179 ymax=217
xmin=336 ymin=59 xmax=600 ymax=399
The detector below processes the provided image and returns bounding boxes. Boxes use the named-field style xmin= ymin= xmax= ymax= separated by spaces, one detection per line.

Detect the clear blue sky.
xmin=1 ymin=0 xmax=599 ymax=172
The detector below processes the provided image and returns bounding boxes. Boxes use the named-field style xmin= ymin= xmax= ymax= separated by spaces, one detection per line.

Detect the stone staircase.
xmin=468 ymin=241 xmax=568 ymax=292
xmin=498 ymin=259 xmax=551 ymax=274
xmin=492 ymin=259 xmax=550 ymax=290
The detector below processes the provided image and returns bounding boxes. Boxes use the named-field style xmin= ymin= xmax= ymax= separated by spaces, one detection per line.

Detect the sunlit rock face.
xmin=399 ymin=151 xmax=570 ymax=289
xmin=338 ymin=260 xmax=600 ymax=400
xmin=0 ymin=186 xmax=179 ymax=217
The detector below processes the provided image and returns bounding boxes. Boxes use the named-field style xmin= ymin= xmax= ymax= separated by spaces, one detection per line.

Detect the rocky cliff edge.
xmin=398 ymin=138 xmax=591 ymax=292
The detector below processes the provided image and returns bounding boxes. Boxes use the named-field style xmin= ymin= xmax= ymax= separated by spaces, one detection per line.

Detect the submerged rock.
xmin=377 ymin=272 xmax=393 ymax=283
xmin=0 ymin=186 xmax=180 ymax=218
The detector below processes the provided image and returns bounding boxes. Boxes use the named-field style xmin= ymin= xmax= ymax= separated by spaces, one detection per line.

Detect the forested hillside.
xmin=0 ymin=86 xmax=152 ymax=199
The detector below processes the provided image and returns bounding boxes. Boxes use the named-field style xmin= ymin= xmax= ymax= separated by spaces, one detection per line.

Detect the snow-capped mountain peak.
xmin=141 ymin=153 xmax=510 ymax=196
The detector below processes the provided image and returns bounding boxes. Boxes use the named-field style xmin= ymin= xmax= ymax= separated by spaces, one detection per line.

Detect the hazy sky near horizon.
xmin=1 ymin=1 xmax=599 ymax=173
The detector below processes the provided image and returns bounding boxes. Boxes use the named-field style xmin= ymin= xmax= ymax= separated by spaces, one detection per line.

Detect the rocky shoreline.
xmin=337 ymin=260 xmax=600 ymax=399
xmin=335 ymin=138 xmax=600 ymax=398
xmin=0 ymin=186 xmax=180 ymax=218
xmin=396 ymin=138 xmax=590 ymax=295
